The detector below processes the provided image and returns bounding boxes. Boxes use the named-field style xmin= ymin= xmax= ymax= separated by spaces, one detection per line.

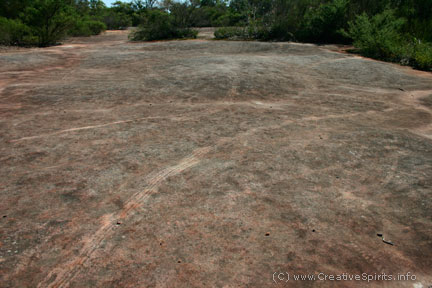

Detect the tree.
xmin=0 ymin=0 xmax=33 ymax=19
xmin=24 ymin=0 xmax=76 ymax=46
xmin=89 ymin=0 xmax=106 ymax=16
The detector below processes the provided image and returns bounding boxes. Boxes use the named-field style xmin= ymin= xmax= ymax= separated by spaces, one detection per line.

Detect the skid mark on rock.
xmin=11 ymin=119 xmax=141 ymax=142
xmin=10 ymin=98 xmax=396 ymax=143
xmin=119 ymin=146 xmax=210 ymax=219
xmin=10 ymin=115 xmax=191 ymax=142
xmin=37 ymin=146 xmax=210 ymax=288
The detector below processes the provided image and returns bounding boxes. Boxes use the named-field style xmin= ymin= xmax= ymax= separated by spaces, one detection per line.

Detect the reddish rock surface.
xmin=1 ymin=30 xmax=432 ymax=287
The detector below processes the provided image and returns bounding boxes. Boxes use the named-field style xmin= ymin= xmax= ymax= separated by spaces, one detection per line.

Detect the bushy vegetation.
xmin=0 ymin=0 xmax=110 ymax=46
xmin=70 ymin=17 xmax=107 ymax=37
xmin=346 ymin=10 xmax=406 ymax=60
xmin=131 ymin=10 xmax=197 ymax=41
xmin=0 ymin=17 xmax=33 ymax=46
xmin=346 ymin=9 xmax=432 ymax=71
xmin=214 ymin=24 xmax=270 ymax=40
xmin=0 ymin=0 xmax=111 ymax=47
xmin=213 ymin=0 xmax=431 ymax=70
xmin=0 ymin=0 xmax=431 ymax=70
xmin=214 ymin=26 xmax=245 ymax=39
xmin=300 ymin=0 xmax=350 ymax=43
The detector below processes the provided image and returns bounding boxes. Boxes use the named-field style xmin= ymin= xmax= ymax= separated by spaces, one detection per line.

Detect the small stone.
xmin=265 ymin=232 xmax=270 ymax=236
xmin=377 ymin=233 xmax=383 ymax=237
xmin=382 ymin=239 xmax=394 ymax=246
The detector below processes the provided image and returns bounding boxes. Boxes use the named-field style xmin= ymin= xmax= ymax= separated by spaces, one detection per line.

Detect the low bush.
xmin=23 ymin=0 xmax=77 ymax=47
xmin=214 ymin=26 xmax=245 ymax=39
xmin=103 ymin=11 xmax=132 ymax=30
xmin=246 ymin=21 xmax=272 ymax=40
xmin=412 ymin=41 xmax=432 ymax=71
xmin=70 ymin=18 xmax=92 ymax=36
xmin=0 ymin=17 xmax=33 ymax=45
xmin=346 ymin=10 xmax=432 ymax=71
xmin=346 ymin=9 xmax=406 ymax=60
xmin=214 ymin=23 xmax=270 ymax=40
xmin=300 ymin=0 xmax=350 ymax=43
xmin=87 ymin=20 xmax=106 ymax=35
xmin=130 ymin=10 xmax=197 ymax=41
xmin=70 ymin=18 xmax=106 ymax=37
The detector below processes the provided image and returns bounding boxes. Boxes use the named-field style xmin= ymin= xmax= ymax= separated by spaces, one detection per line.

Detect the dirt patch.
xmin=0 ymin=30 xmax=432 ymax=287
xmin=420 ymin=94 xmax=432 ymax=107
xmin=196 ymin=27 xmax=216 ymax=40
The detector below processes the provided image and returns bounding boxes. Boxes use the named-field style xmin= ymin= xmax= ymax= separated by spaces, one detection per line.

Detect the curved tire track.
xmin=37 ymin=146 xmax=211 ymax=288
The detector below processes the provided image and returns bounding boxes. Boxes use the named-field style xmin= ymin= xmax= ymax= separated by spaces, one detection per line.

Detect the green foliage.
xmin=0 ymin=0 xmax=430 ymax=72
xmin=346 ymin=10 xmax=432 ymax=71
xmin=214 ymin=26 xmax=245 ymax=39
xmin=346 ymin=9 xmax=406 ymax=59
xmin=130 ymin=10 xmax=197 ymax=41
xmin=266 ymin=0 xmax=316 ymax=40
xmin=86 ymin=19 xmax=107 ymax=35
xmin=23 ymin=0 xmax=76 ymax=46
xmin=190 ymin=6 xmax=230 ymax=27
xmin=407 ymin=18 xmax=432 ymax=42
xmin=0 ymin=0 xmax=33 ymax=19
xmin=103 ymin=10 xmax=132 ymax=30
xmin=0 ymin=17 xmax=33 ymax=45
xmin=214 ymin=22 xmax=270 ymax=40
xmin=170 ymin=2 xmax=193 ymax=28
xmin=412 ymin=42 xmax=432 ymax=71
xmin=0 ymin=0 xmax=125 ymax=47
xmin=301 ymin=0 xmax=350 ymax=43
xmin=70 ymin=18 xmax=106 ymax=37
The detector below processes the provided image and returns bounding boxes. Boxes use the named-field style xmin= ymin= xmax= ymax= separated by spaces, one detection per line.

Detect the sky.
xmin=102 ymin=0 xmax=117 ymax=7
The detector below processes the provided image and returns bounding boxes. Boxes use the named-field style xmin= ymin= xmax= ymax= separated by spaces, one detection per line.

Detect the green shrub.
xmin=70 ymin=18 xmax=91 ymax=36
xmin=0 ymin=17 xmax=33 ymax=45
xmin=246 ymin=20 xmax=272 ymax=40
xmin=24 ymin=0 xmax=76 ymax=47
xmin=103 ymin=11 xmax=132 ymax=30
xmin=212 ymin=14 xmax=231 ymax=27
xmin=412 ymin=41 xmax=432 ymax=71
xmin=214 ymin=26 xmax=245 ymax=39
xmin=70 ymin=18 xmax=106 ymax=36
xmin=301 ymin=0 xmax=350 ymax=43
xmin=346 ymin=9 xmax=432 ymax=71
xmin=266 ymin=0 xmax=312 ymax=41
xmin=267 ymin=20 xmax=295 ymax=41
xmin=214 ymin=23 xmax=270 ymax=40
xmin=130 ymin=10 xmax=197 ymax=41
xmin=346 ymin=9 xmax=406 ymax=60
xmin=87 ymin=20 xmax=106 ymax=35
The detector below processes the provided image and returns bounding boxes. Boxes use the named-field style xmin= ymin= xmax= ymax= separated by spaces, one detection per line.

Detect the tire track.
xmin=37 ymin=146 xmax=211 ymax=288
xmin=10 ymin=115 xmax=192 ymax=143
